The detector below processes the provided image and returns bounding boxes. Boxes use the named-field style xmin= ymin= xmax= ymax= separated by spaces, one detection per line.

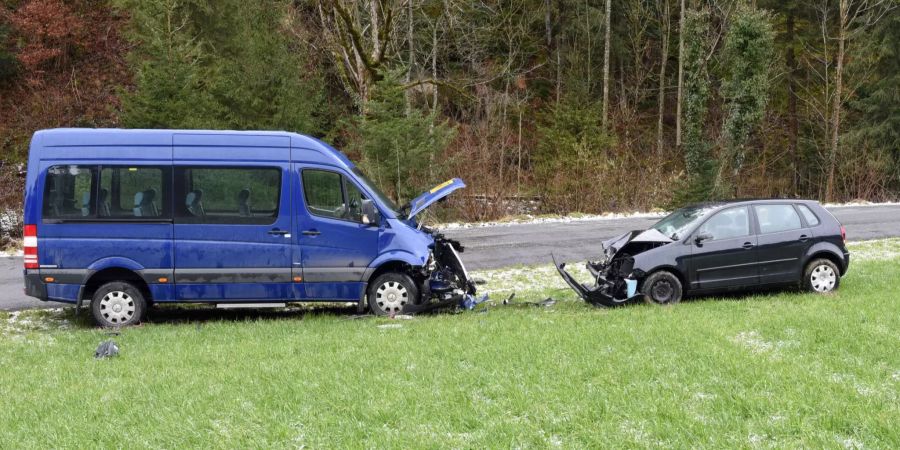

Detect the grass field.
xmin=1 ymin=240 xmax=899 ymax=448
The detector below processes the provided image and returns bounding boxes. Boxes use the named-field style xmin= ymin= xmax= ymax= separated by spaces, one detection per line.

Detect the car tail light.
xmin=23 ymin=224 xmax=38 ymax=269
xmin=840 ymin=225 xmax=846 ymax=243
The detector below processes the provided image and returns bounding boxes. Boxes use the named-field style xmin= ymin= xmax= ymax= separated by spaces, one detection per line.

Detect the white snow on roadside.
xmin=0 ymin=249 xmax=23 ymax=258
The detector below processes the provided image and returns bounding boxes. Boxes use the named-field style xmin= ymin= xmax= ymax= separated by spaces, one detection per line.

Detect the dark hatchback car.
xmin=555 ymin=199 xmax=850 ymax=306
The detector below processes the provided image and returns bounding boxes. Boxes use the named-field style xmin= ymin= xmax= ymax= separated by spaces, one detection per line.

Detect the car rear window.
xmin=796 ymin=204 xmax=820 ymax=226
xmin=754 ymin=204 xmax=802 ymax=234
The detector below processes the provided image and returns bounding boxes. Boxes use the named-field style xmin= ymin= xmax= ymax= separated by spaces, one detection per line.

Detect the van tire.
xmin=91 ymin=281 xmax=146 ymax=327
xmin=642 ymin=271 xmax=682 ymax=305
xmin=803 ymin=258 xmax=841 ymax=293
xmin=368 ymin=273 xmax=419 ymax=316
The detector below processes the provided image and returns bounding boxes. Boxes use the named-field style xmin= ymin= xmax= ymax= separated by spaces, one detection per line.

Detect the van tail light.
xmin=23 ymin=224 xmax=38 ymax=269
xmin=840 ymin=225 xmax=846 ymax=243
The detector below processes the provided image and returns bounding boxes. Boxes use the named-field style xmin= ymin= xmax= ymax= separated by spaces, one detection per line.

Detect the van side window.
xmin=100 ymin=166 xmax=171 ymax=219
xmin=754 ymin=204 xmax=802 ymax=234
xmin=174 ymin=167 xmax=281 ymax=225
xmin=344 ymin=179 xmax=366 ymax=222
xmin=796 ymin=204 xmax=820 ymax=226
xmin=303 ymin=170 xmax=346 ymax=220
xmin=43 ymin=165 xmax=97 ymax=219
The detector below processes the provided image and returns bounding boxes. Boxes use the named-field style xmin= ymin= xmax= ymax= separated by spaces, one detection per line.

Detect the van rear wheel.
xmin=91 ymin=281 xmax=146 ymax=327
xmin=368 ymin=273 xmax=419 ymax=316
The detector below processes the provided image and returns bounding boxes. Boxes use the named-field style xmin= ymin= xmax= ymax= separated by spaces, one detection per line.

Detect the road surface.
xmin=2 ymin=204 xmax=898 ymax=311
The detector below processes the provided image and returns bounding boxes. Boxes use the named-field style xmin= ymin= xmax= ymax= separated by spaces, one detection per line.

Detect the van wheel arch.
xmin=82 ymin=268 xmax=153 ymax=307
xmin=366 ymin=261 xmax=418 ymax=285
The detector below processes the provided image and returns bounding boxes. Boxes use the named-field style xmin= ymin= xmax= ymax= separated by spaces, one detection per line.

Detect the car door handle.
xmin=742 ymin=242 xmax=755 ymax=249
xmin=799 ymin=234 xmax=809 ymax=242
xmin=268 ymin=229 xmax=289 ymax=236
xmin=302 ymin=229 xmax=321 ymax=236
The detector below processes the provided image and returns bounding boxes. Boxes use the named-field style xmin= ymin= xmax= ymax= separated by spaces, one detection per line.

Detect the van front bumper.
xmin=23 ymin=270 xmax=47 ymax=301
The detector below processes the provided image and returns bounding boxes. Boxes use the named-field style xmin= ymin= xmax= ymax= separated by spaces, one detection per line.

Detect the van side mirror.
xmin=694 ymin=233 xmax=713 ymax=244
xmin=361 ymin=199 xmax=380 ymax=227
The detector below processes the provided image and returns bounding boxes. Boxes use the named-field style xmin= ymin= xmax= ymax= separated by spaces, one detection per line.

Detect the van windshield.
xmin=352 ymin=167 xmax=399 ymax=216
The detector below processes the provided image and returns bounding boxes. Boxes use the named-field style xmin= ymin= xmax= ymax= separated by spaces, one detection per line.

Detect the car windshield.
xmin=652 ymin=205 xmax=717 ymax=240
xmin=352 ymin=167 xmax=399 ymax=216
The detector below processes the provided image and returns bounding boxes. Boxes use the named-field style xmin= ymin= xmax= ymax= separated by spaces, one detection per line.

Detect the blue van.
xmin=23 ymin=129 xmax=476 ymax=326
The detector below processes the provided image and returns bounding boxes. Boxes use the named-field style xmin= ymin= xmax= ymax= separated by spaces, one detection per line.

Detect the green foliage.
xmin=0 ymin=24 xmax=17 ymax=84
xmin=719 ymin=5 xmax=774 ymax=194
xmin=847 ymin=12 xmax=900 ymax=187
xmin=117 ymin=0 xmax=324 ymax=133
xmin=674 ymin=8 xmax=715 ymax=206
xmin=534 ymin=96 xmax=615 ymax=212
xmin=352 ymin=71 xmax=455 ymax=204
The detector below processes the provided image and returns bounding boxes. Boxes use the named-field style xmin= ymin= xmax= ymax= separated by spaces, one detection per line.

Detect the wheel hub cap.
xmin=99 ymin=291 xmax=136 ymax=324
xmin=810 ymin=265 xmax=836 ymax=292
xmin=375 ymin=281 xmax=408 ymax=314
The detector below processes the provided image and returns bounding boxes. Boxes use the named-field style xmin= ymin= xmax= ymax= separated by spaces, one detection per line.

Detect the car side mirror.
xmin=361 ymin=199 xmax=380 ymax=227
xmin=694 ymin=233 xmax=713 ymax=244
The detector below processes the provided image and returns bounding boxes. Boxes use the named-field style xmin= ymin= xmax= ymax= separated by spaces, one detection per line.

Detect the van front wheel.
xmin=368 ymin=273 xmax=419 ymax=316
xmin=91 ymin=281 xmax=146 ymax=327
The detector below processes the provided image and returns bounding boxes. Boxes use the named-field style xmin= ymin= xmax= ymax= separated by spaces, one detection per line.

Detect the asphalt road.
xmin=2 ymin=204 xmax=898 ymax=311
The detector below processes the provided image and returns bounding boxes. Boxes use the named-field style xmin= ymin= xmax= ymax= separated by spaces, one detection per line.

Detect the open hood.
xmin=406 ymin=178 xmax=466 ymax=220
xmin=601 ymin=229 xmax=673 ymax=260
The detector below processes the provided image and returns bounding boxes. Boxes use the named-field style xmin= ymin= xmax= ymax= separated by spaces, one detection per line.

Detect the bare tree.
xmin=675 ymin=0 xmax=685 ymax=148
xmin=601 ymin=0 xmax=611 ymax=131
xmin=316 ymin=0 xmax=400 ymax=110
xmin=657 ymin=0 xmax=672 ymax=156
xmin=825 ymin=0 xmax=895 ymax=201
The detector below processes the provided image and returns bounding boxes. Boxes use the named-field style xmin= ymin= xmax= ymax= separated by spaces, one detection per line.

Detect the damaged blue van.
xmin=23 ymin=129 xmax=475 ymax=326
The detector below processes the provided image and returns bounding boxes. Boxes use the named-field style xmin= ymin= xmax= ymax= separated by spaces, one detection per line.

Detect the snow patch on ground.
xmin=846 ymin=238 xmax=900 ymax=261
xmin=0 ymin=249 xmax=23 ymax=258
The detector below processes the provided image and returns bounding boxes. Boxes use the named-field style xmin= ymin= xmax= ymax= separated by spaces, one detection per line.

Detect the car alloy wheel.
xmin=809 ymin=264 xmax=837 ymax=292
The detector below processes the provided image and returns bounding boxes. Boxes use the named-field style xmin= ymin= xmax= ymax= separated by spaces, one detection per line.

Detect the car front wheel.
xmin=803 ymin=258 xmax=841 ymax=293
xmin=642 ymin=271 xmax=683 ymax=305
xmin=367 ymin=273 xmax=420 ymax=316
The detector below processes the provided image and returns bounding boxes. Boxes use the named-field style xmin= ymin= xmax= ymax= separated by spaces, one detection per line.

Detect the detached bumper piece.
xmin=552 ymin=254 xmax=643 ymax=308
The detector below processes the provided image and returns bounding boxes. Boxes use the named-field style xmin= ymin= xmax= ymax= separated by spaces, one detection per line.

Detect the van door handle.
xmin=742 ymin=242 xmax=755 ymax=249
xmin=799 ymin=234 xmax=809 ymax=242
xmin=268 ymin=229 xmax=289 ymax=236
xmin=302 ymin=229 xmax=321 ymax=236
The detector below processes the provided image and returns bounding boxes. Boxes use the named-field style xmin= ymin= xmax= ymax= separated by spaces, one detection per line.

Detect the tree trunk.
xmin=675 ymin=0 xmax=685 ymax=148
xmin=827 ymin=0 xmax=848 ymax=202
xmin=657 ymin=0 xmax=670 ymax=156
xmin=405 ymin=0 xmax=414 ymax=114
xmin=601 ymin=0 xmax=611 ymax=131
xmin=786 ymin=6 xmax=799 ymax=194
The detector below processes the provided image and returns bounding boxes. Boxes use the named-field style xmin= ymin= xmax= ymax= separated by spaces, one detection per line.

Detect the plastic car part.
xmin=552 ymin=254 xmax=643 ymax=307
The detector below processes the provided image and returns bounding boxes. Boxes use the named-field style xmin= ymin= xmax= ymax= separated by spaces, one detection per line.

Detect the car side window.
xmin=754 ymin=204 xmax=802 ymax=234
xmin=303 ymin=170 xmax=346 ymax=220
xmin=697 ymin=207 xmax=750 ymax=241
xmin=796 ymin=204 xmax=820 ymax=226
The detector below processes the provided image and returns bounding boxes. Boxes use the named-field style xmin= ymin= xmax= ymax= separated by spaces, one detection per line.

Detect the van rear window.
xmin=42 ymin=165 xmax=171 ymax=221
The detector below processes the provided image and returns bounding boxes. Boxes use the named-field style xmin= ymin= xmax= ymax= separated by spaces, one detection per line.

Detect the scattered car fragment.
xmin=555 ymin=199 xmax=850 ymax=306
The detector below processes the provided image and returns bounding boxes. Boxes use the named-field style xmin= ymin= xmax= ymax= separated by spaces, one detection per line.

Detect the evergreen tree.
xmin=118 ymin=0 xmax=324 ymax=134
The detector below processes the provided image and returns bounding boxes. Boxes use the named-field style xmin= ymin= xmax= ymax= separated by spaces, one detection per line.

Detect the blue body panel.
xmin=23 ymin=128 xmax=449 ymax=306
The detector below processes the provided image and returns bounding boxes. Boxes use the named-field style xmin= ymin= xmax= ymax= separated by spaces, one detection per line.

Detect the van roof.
xmin=32 ymin=128 xmax=355 ymax=169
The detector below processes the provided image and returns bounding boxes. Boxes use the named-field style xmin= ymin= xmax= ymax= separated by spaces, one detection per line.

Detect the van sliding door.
xmin=172 ymin=134 xmax=293 ymax=302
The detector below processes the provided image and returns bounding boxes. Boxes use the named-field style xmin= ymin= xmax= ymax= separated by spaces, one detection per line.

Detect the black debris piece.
xmin=94 ymin=340 xmax=119 ymax=359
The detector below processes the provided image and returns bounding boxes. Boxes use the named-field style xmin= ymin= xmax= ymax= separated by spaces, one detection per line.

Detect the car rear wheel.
xmin=91 ymin=281 xmax=146 ymax=327
xmin=803 ymin=258 xmax=841 ymax=293
xmin=642 ymin=271 xmax=683 ymax=305
xmin=368 ymin=273 xmax=419 ymax=316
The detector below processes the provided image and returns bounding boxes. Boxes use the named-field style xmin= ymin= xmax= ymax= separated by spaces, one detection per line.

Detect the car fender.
xmin=803 ymin=241 xmax=846 ymax=271
xmin=87 ymin=256 xmax=146 ymax=273
xmin=364 ymin=250 xmax=427 ymax=281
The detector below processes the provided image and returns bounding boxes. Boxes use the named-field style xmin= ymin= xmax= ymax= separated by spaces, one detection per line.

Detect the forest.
xmin=1 ymin=0 xmax=898 ymax=221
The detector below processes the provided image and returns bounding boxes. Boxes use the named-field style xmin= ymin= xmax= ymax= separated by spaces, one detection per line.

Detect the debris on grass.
xmin=94 ymin=340 xmax=119 ymax=359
